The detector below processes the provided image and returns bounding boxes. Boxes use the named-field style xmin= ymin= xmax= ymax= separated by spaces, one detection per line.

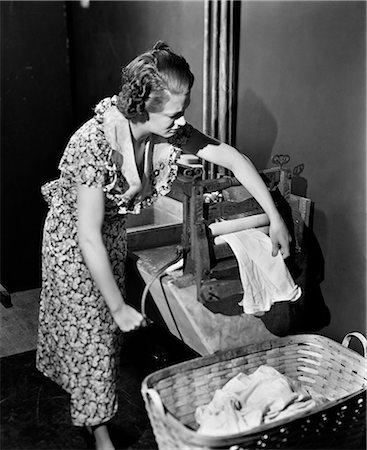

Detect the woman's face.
xmin=147 ymin=92 xmax=191 ymax=138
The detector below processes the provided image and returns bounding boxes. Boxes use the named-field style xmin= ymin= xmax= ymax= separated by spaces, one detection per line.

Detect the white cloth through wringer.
xmin=220 ymin=229 xmax=302 ymax=315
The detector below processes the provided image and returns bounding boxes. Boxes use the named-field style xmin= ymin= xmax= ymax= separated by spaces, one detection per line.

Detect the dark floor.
xmin=0 ymin=323 xmax=198 ymax=450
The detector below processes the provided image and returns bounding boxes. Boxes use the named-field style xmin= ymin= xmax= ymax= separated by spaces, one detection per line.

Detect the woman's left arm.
xmin=182 ymin=129 xmax=291 ymax=258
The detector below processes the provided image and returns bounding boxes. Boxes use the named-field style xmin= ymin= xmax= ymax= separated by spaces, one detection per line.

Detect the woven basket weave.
xmin=142 ymin=333 xmax=366 ymax=450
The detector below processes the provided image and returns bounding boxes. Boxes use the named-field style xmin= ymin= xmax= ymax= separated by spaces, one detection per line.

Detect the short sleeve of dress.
xmin=58 ymin=119 xmax=109 ymax=188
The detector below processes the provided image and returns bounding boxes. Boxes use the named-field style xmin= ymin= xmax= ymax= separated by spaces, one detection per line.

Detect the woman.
xmin=36 ymin=41 xmax=291 ymax=450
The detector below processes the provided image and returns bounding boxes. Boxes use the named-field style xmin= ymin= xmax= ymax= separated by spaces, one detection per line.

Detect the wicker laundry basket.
xmin=141 ymin=333 xmax=366 ymax=450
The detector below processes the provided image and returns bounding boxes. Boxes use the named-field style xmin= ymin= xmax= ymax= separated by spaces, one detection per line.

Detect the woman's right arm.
xmin=182 ymin=129 xmax=291 ymax=258
xmin=77 ymin=184 xmax=143 ymax=331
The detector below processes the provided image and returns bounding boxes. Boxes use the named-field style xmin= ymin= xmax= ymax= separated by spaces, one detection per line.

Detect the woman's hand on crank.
xmin=269 ymin=216 xmax=291 ymax=259
xmin=112 ymin=303 xmax=144 ymax=332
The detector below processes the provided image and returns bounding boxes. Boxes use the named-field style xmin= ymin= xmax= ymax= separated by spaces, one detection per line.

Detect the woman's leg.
xmin=87 ymin=424 xmax=115 ymax=450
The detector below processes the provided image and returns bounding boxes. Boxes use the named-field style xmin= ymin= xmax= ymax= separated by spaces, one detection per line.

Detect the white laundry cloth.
xmin=220 ymin=229 xmax=301 ymax=315
xmin=195 ymin=365 xmax=318 ymax=436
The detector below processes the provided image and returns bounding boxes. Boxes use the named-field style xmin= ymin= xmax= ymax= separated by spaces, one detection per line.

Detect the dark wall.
xmin=66 ymin=0 xmax=204 ymax=128
xmin=236 ymin=1 xmax=366 ymax=342
xmin=1 ymin=1 xmax=72 ymax=291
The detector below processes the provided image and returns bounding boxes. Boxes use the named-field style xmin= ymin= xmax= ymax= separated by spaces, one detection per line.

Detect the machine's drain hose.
xmin=140 ymin=248 xmax=185 ymax=341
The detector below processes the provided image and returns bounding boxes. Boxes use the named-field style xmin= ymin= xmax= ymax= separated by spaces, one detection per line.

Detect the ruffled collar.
xmin=102 ymin=100 xmax=151 ymax=202
xmin=94 ymin=95 xmax=193 ymax=215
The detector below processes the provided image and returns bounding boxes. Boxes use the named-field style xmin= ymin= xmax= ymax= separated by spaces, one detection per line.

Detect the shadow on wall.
xmin=289 ymin=226 xmax=330 ymax=334
xmin=260 ymin=197 xmax=330 ymax=337
xmin=237 ymin=88 xmax=278 ymax=169
xmin=291 ymin=163 xmax=308 ymax=197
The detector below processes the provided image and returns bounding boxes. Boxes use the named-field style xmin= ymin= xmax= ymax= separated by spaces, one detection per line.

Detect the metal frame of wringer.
xmin=173 ymin=154 xmax=311 ymax=312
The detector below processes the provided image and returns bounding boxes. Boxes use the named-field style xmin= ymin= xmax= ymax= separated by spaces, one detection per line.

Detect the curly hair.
xmin=117 ymin=41 xmax=194 ymax=120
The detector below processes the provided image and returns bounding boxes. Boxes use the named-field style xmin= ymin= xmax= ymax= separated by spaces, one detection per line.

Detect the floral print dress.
xmin=36 ymin=96 xmax=192 ymax=426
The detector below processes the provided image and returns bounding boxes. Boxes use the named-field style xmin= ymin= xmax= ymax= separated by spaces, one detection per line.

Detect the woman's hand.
xmin=112 ymin=304 xmax=144 ymax=332
xmin=269 ymin=216 xmax=292 ymax=258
